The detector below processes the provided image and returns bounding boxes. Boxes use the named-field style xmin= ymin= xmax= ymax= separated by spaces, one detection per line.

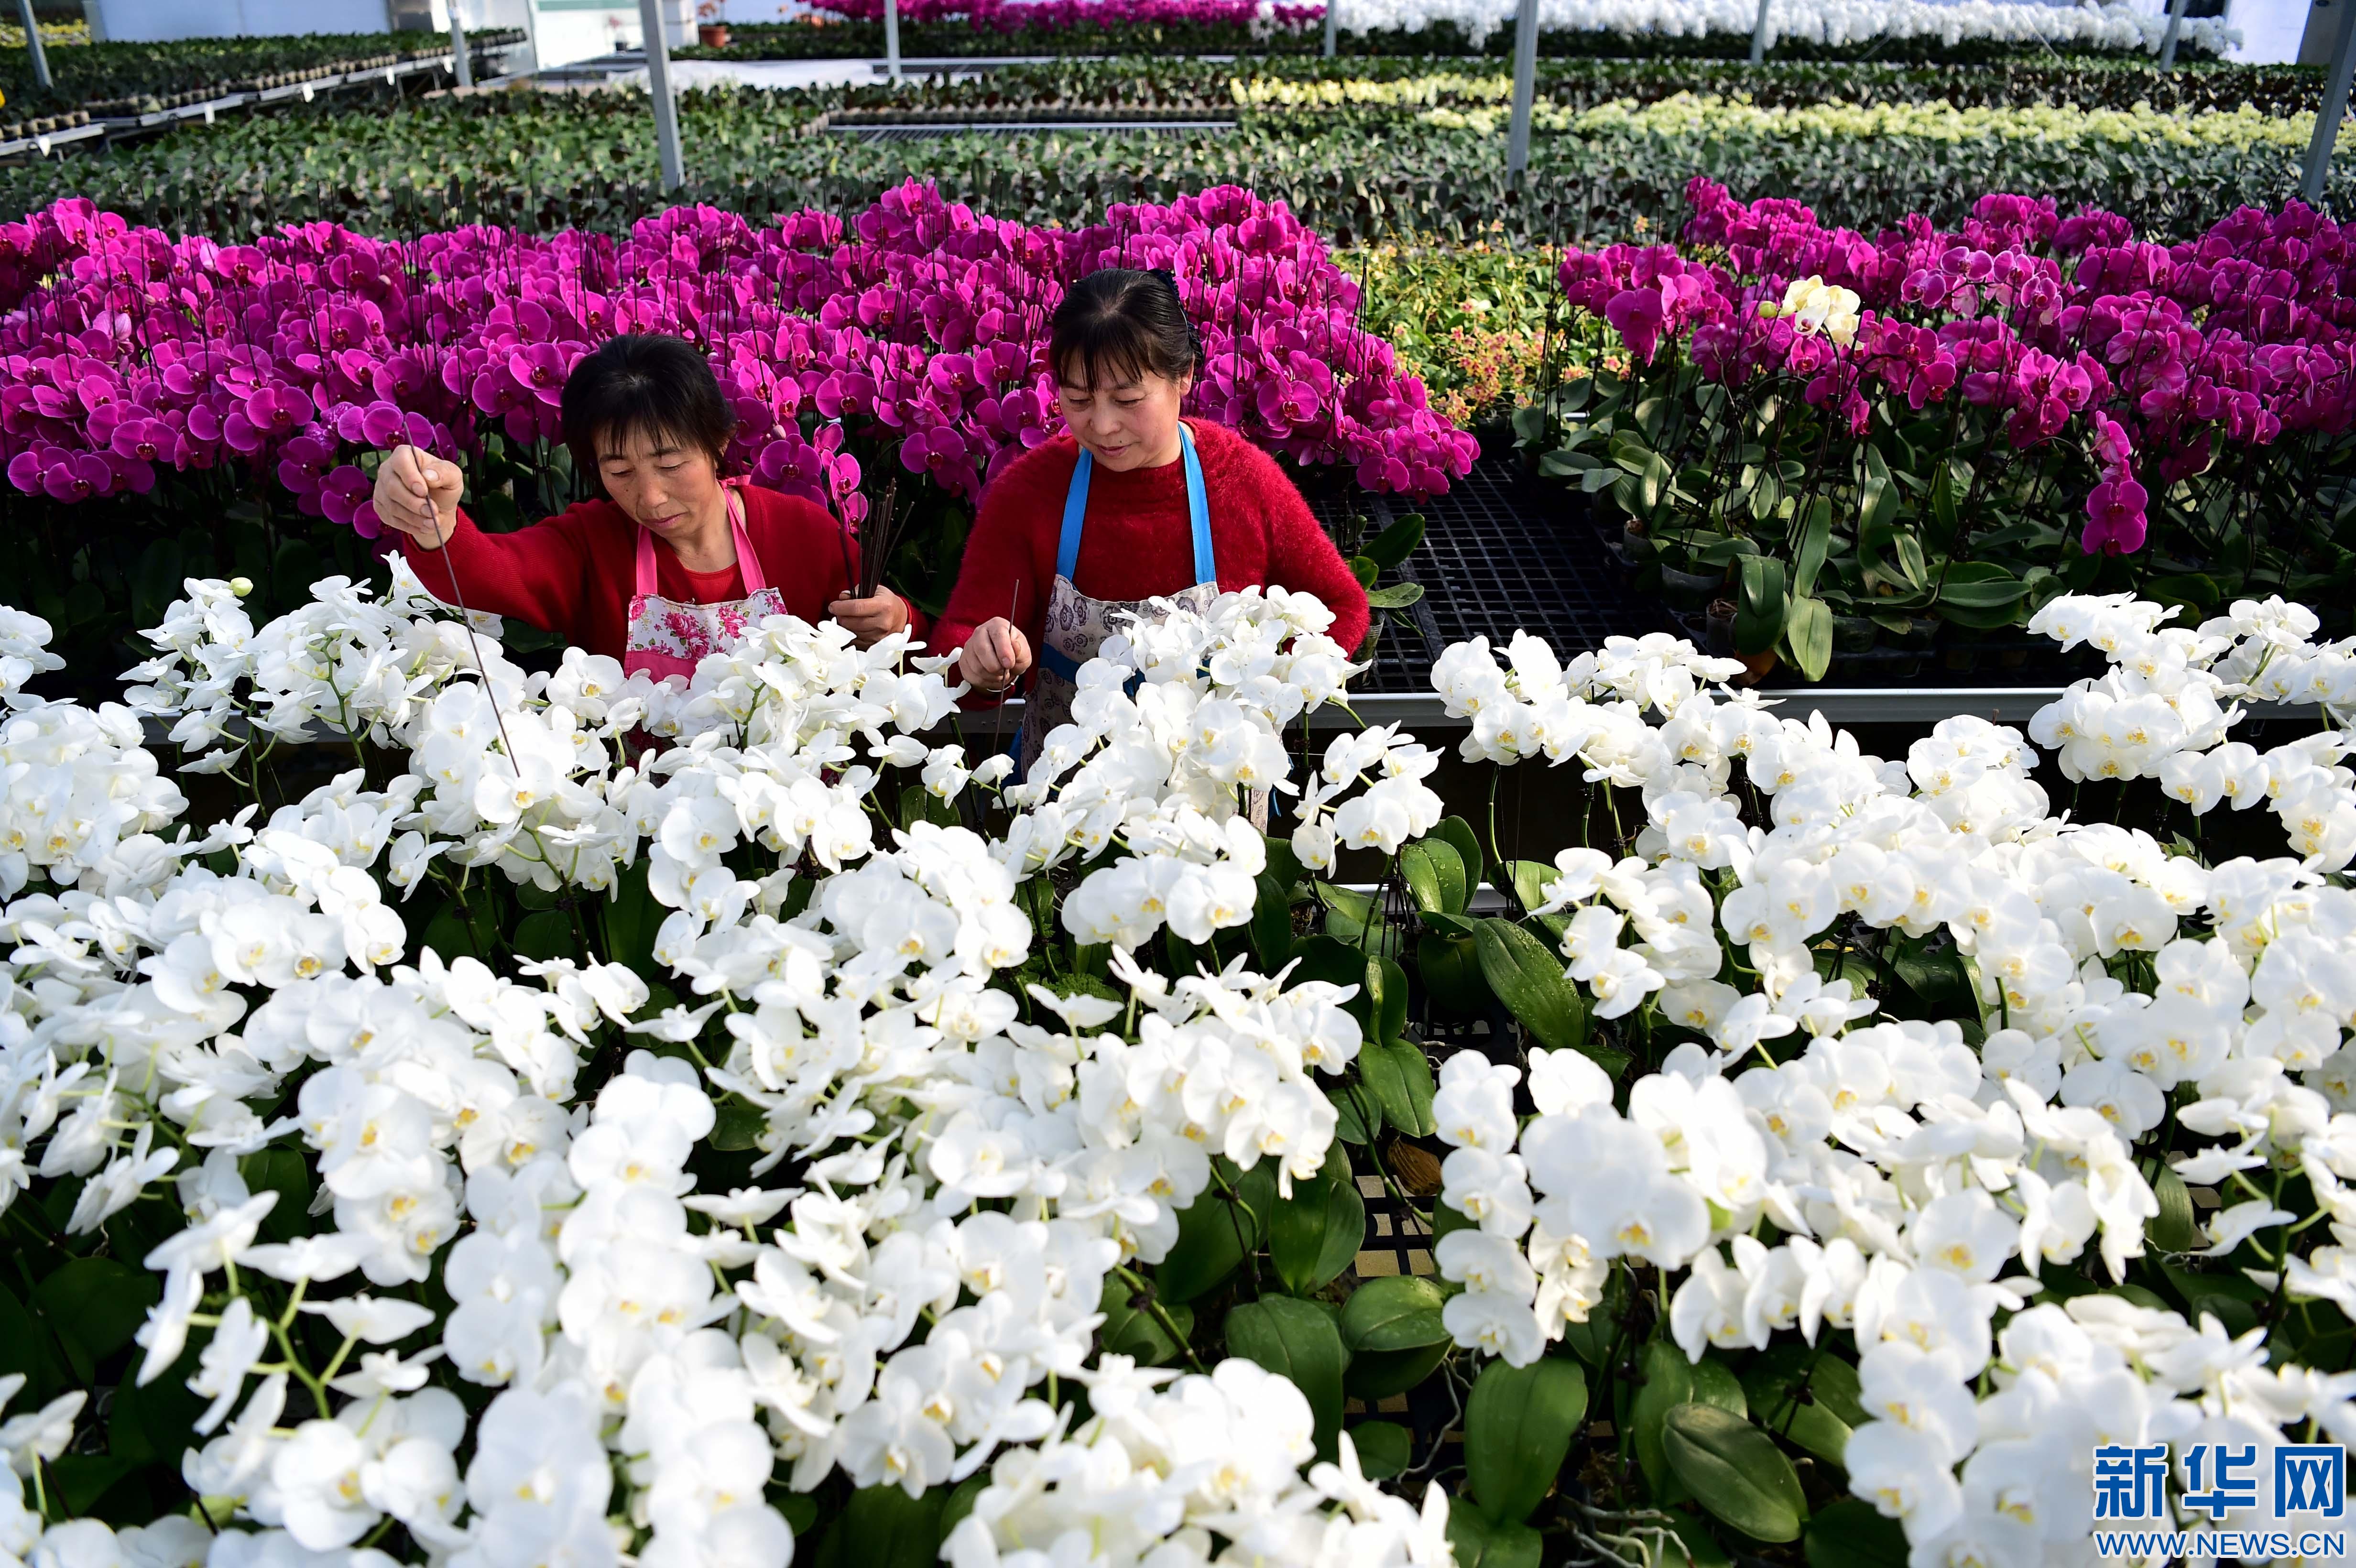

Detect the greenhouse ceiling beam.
xmin=638 ymin=0 xmax=686 ymax=192
xmin=449 ymin=3 xmax=473 ymax=89
xmin=2156 ymin=0 xmax=2190 ymax=69
xmin=14 ymin=0 xmax=49 ymax=89
xmin=1505 ymin=0 xmax=1538 ymax=178
xmin=2304 ymin=0 xmax=2356 ymax=204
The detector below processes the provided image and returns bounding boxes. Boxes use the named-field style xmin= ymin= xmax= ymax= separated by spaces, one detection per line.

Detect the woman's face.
xmin=597 ymin=425 xmax=725 ymax=537
xmin=1056 ymin=363 xmax=1193 ymax=472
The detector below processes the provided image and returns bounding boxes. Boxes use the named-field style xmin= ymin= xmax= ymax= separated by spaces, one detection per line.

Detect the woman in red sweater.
xmin=933 ymin=268 xmax=1368 ymax=770
xmin=371 ymin=333 xmax=917 ymax=682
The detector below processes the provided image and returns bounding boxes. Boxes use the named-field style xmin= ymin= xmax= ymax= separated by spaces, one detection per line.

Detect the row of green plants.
xmin=1429 ymin=92 xmax=2311 ymax=152
xmin=0 ymin=29 xmax=522 ymax=122
xmin=849 ymin=54 xmax=2320 ymax=115
xmin=5 ymin=82 xmax=2341 ymax=250
xmin=683 ymin=12 xmax=2209 ymax=61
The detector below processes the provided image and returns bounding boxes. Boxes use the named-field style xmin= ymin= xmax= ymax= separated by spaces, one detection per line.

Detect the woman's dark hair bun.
xmin=1048 ymin=267 xmax=1203 ymax=392
xmin=560 ymin=333 xmax=737 ymax=496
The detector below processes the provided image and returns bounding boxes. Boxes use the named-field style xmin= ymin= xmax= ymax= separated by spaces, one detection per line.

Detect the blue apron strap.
xmin=1040 ymin=645 xmax=1083 ymax=681
xmin=1057 ymin=446 xmax=1092 ymax=585
xmin=1181 ymin=422 xmax=1216 ymax=586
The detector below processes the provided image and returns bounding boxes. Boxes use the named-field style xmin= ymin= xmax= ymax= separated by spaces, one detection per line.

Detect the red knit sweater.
xmin=928 ymin=420 xmax=1370 ymax=688
xmin=398 ymin=485 xmax=925 ymax=663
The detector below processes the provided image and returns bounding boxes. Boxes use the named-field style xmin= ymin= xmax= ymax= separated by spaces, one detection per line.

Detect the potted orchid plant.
xmin=1521 ymin=179 xmax=2356 ymax=685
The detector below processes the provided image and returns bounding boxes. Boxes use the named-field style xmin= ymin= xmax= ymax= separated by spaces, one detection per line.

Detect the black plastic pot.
xmin=1660 ymin=563 xmax=1723 ymax=610
xmin=1705 ymin=597 xmax=1736 ymax=657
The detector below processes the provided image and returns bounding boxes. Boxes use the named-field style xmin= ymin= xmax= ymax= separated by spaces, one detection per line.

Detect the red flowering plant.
xmin=0 ymin=181 xmax=1471 ymax=681
xmin=1521 ymin=178 xmax=2356 ymax=680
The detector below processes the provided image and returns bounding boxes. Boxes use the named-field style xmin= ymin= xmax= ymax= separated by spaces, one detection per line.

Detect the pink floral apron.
xmin=623 ymin=483 xmax=788 ymax=685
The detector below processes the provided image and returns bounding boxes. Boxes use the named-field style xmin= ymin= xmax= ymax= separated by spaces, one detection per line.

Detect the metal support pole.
xmin=448 ymin=0 xmax=473 ymax=88
xmin=1505 ymin=0 xmax=1538 ymax=181
xmin=884 ymin=0 xmax=901 ymax=82
xmin=518 ymin=0 xmax=543 ymax=75
xmin=2304 ymin=0 xmax=2356 ymax=204
xmin=1747 ymin=0 xmax=1770 ymax=65
xmin=1322 ymin=0 xmax=1336 ymax=57
xmin=2156 ymin=0 xmax=2190 ymax=69
xmin=16 ymin=0 xmax=51 ymax=91
xmin=639 ymin=0 xmax=685 ymax=191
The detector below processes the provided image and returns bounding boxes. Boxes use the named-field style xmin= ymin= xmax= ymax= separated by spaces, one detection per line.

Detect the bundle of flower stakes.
xmin=851 ymin=477 xmax=909 ymax=602
xmin=1 ymin=559 xmax=2356 ymax=1566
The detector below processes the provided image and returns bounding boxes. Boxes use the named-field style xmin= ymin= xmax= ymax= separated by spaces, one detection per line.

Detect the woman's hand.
xmin=372 ymin=444 xmax=463 ymax=548
xmin=958 ymin=617 xmax=1032 ymax=696
xmin=829 ymin=590 xmax=910 ymax=648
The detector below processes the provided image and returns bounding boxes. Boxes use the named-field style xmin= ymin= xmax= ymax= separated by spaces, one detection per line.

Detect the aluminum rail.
xmin=134 ymin=686 xmax=2311 ymax=751
xmin=0 ymin=120 xmax=104 ymax=160
xmin=62 ymin=47 xmax=527 ymax=148
xmin=1303 ymin=687 xmax=2305 ymax=729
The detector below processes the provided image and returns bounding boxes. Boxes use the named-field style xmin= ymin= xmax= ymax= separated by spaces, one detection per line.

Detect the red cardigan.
xmin=398 ymin=486 xmax=924 ymax=664
xmin=928 ymin=420 xmax=1370 ymax=688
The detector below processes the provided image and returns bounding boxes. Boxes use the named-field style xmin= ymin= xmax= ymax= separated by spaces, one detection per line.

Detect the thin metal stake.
xmin=1505 ymin=0 xmax=1539 ymax=182
xmin=639 ymin=0 xmax=686 ymax=192
xmin=17 ymin=0 xmax=50 ymax=90
xmin=987 ymin=577 xmax=1020 ymax=774
xmin=449 ymin=0 xmax=473 ymax=88
xmin=2305 ymin=0 xmax=2356 ymax=204
xmin=1748 ymin=0 xmax=1771 ymax=65
xmin=518 ymin=0 xmax=544 ymax=75
xmin=884 ymin=0 xmax=902 ymax=83
xmin=419 ymin=476 xmax=524 ymax=786
xmin=2157 ymin=0 xmax=2190 ymax=70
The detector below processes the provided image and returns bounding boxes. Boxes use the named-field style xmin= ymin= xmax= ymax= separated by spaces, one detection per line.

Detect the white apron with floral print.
xmin=623 ymin=483 xmax=787 ymax=686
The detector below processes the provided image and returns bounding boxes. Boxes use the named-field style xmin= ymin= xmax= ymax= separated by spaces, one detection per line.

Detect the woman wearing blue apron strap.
xmin=1023 ymin=421 xmax=1219 ymax=763
xmin=932 ymin=268 xmax=1372 ymax=809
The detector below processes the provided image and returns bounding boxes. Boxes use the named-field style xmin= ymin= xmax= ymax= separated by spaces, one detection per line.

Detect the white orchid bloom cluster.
xmin=125 ymin=567 xmax=514 ymax=768
xmin=2030 ymin=592 xmax=2356 ymax=871
xmin=0 ymin=585 xmax=1421 ymax=1568
xmin=27 ymin=565 xmax=2356 ymax=1568
xmin=1288 ymin=722 xmax=1450 ymax=871
xmin=1328 ymin=0 xmax=2237 ymax=55
xmin=0 ymin=681 xmax=190 ymax=900
xmin=702 ymin=912 xmax=1365 ymax=1495
xmin=0 ymin=592 xmax=192 ymax=904
xmin=1413 ymin=592 xmax=2356 ymax=1564
xmin=944 ymin=1357 xmax=1455 ymax=1568
xmin=997 ymin=587 xmax=1362 ymax=947
xmin=0 ymin=605 xmax=64 ymax=708
xmin=1431 ymin=627 xmax=1751 ymax=795
xmin=125 ymin=573 xmax=971 ymax=908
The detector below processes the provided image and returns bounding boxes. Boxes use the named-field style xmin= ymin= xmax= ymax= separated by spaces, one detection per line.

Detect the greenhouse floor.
xmin=1320 ymin=453 xmax=1625 ymax=697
